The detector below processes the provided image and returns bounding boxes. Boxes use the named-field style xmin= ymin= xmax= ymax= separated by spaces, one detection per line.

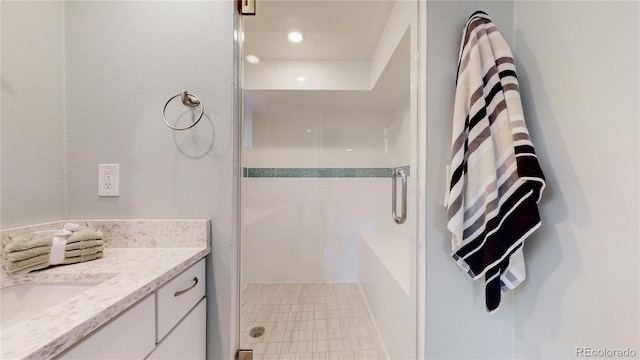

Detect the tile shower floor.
xmin=241 ymin=283 xmax=388 ymax=360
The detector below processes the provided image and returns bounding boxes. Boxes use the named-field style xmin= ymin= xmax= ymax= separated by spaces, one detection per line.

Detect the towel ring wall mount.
xmin=162 ymin=89 xmax=204 ymax=131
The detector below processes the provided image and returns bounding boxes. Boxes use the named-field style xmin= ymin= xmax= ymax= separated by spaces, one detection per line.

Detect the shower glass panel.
xmin=240 ymin=1 xmax=418 ymax=359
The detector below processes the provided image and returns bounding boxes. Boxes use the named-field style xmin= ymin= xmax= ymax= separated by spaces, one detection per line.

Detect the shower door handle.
xmin=392 ymin=168 xmax=407 ymax=225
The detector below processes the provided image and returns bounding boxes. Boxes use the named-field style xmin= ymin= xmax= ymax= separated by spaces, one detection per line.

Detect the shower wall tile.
xmin=242 ymin=230 xmax=322 ymax=244
xmin=241 ymin=175 xmax=414 ymax=285
xmin=242 ymin=178 xmax=322 ymax=200
xmin=359 ymin=237 xmax=414 ymax=360
xmin=244 ymin=109 xmax=407 ymax=169
xmin=241 ymin=177 xmax=399 ymax=285
xmin=247 ymin=218 xmax=324 ymax=231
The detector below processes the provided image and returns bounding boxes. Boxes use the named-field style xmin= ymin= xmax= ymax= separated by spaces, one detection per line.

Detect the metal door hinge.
xmin=238 ymin=0 xmax=256 ymax=15
xmin=236 ymin=349 xmax=253 ymax=360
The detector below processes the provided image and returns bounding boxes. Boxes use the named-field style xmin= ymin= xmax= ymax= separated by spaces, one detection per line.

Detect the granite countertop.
xmin=0 ymin=247 xmax=209 ymax=360
xmin=0 ymin=219 xmax=210 ymax=360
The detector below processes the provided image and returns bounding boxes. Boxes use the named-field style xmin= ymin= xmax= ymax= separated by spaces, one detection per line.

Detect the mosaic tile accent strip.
xmin=241 ymin=282 xmax=388 ymax=360
xmin=244 ymin=166 xmax=411 ymax=178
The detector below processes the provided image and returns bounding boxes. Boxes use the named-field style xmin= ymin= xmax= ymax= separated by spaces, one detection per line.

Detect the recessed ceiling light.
xmin=346 ymin=148 xmax=353 ymax=152
xmin=306 ymin=129 xmax=312 ymax=133
xmin=287 ymin=30 xmax=304 ymax=43
xmin=296 ymin=75 xmax=307 ymax=82
xmin=246 ymin=55 xmax=260 ymax=64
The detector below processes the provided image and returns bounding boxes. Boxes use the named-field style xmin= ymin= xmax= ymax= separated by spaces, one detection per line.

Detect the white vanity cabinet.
xmin=56 ymin=259 xmax=206 ymax=360
xmin=56 ymin=294 xmax=156 ymax=360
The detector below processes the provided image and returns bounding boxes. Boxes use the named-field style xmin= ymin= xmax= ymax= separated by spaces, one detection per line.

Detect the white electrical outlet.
xmin=98 ymin=164 xmax=120 ymax=197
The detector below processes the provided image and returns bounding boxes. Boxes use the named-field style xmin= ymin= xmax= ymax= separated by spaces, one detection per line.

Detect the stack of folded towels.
xmin=4 ymin=223 xmax=104 ymax=275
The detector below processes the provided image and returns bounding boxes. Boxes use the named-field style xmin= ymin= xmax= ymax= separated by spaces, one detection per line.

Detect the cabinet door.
xmin=56 ymin=294 xmax=156 ymax=360
xmin=146 ymin=298 xmax=206 ymax=360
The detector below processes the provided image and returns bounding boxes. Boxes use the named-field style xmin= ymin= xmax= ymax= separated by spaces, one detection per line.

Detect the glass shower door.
xmin=239 ymin=1 xmax=418 ymax=359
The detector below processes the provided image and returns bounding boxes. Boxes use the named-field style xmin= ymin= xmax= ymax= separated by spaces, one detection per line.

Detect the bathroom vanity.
xmin=56 ymin=258 xmax=206 ymax=359
xmin=0 ymin=220 xmax=210 ymax=360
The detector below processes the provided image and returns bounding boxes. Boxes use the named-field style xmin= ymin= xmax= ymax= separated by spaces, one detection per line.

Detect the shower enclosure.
xmin=239 ymin=1 xmax=421 ymax=358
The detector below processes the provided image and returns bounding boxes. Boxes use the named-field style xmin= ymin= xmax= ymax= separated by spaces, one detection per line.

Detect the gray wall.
xmin=425 ymin=2 xmax=515 ymax=359
xmin=512 ymin=2 xmax=639 ymax=358
xmin=63 ymin=2 xmax=236 ymax=359
xmin=2 ymin=2 xmax=236 ymax=359
xmin=1 ymin=2 xmax=66 ymax=228
xmin=426 ymin=1 xmax=639 ymax=359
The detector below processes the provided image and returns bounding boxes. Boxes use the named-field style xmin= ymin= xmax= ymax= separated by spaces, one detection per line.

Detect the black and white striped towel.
xmin=446 ymin=11 xmax=546 ymax=313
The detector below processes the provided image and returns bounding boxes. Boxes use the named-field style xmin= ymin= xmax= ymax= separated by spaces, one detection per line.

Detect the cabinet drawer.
xmin=156 ymin=259 xmax=205 ymax=342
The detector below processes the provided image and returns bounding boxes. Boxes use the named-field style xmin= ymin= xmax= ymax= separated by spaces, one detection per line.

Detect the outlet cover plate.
xmin=98 ymin=164 xmax=119 ymax=197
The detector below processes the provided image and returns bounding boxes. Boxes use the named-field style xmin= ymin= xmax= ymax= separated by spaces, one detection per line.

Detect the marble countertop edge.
xmin=0 ymin=246 xmax=210 ymax=360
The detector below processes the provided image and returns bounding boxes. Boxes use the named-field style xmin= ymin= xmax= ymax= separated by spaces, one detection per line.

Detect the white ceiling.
xmin=243 ymin=0 xmax=395 ymax=61
xmin=243 ymin=0 xmax=407 ymax=112
xmin=245 ymin=30 xmax=410 ymax=111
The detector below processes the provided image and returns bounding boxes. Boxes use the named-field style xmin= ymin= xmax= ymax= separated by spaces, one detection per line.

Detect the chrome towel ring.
xmin=162 ymin=89 xmax=204 ymax=131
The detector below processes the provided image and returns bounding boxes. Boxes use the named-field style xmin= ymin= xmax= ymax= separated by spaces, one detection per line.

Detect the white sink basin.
xmin=1 ymin=282 xmax=101 ymax=330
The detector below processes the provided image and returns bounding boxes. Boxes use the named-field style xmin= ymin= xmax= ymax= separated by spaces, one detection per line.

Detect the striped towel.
xmin=446 ymin=11 xmax=545 ymax=313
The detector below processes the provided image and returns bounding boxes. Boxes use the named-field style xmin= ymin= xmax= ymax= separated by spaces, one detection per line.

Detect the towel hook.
xmin=162 ymin=89 xmax=204 ymax=131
